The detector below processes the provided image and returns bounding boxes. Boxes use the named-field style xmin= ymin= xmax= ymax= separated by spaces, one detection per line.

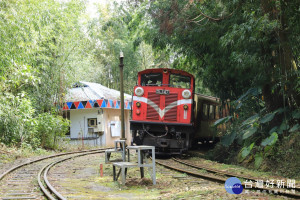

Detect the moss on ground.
xmin=53 ymin=153 xmax=293 ymax=200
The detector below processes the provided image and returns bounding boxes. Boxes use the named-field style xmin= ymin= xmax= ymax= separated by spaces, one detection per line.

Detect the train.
xmin=130 ymin=68 xmax=222 ymax=154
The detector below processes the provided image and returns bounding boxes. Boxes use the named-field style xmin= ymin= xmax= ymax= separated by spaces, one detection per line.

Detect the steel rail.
xmin=38 ymin=164 xmax=56 ymax=200
xmin=155 ymin=159 xmax=300 ymax=199
xmin=39 ymin=149 xmax=106 ymax=200
xmin=0 ymin=148 xmax=109 ymax=181
xmin=173 ymin=158 xmax=300 ymax=191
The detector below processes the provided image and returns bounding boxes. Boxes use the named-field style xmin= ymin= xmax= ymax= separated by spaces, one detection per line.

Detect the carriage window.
xmin=141 ymin=73 xmax=162 ymax=86
xmin=215 ymin=106 xmax=220 ymax=119
xmin=170 ymin=74 xmax=191 ymax=88
xmin=202 ymin=104 xmax=209 ymax=120
xmin=209 ymin=105 xmax=215 ymax=120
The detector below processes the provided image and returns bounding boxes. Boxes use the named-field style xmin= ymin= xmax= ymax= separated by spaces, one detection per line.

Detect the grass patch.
xmin=0 ymin=143 xmax=51 ymax=164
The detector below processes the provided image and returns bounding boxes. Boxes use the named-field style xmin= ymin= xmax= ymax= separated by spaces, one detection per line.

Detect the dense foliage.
xmin=82 ymin=3 xmax=151 ymax=92
xmin=0 ymin=0 xmax=81 ymax=148
xmin=123 ymin=0 xmax=300 ymax=174
xmin=79 ymin=2 xmax=173 ymax=93
xmin=0 ymin=0 xmax=299 ymax=175
xmin=0 ymin=0 xmax=160 ymax=149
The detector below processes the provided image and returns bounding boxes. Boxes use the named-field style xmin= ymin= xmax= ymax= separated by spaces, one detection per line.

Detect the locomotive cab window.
xmin=170 ymin=74 xmax=191 ymax=88
xmin=141 ymin=73 xmax=162 ymax=86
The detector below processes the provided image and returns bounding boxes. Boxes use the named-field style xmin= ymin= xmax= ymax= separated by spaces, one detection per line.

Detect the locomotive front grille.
xmin=146 ymin=92 xmax=160 ymax=120
xmin=164 ymin=93 xmax=178 ymax=121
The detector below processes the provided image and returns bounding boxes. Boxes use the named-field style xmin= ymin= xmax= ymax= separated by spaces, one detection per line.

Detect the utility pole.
xmin=119 ymin=51 xmax=125 ymax=140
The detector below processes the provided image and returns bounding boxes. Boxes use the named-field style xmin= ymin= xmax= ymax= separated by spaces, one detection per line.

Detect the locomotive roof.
xmin=138 ymin=68 xmax=194 ymax=78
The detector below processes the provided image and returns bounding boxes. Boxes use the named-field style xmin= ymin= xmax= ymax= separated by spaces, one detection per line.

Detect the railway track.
xmin=0 ymin=148 xmax=107 ymax=200
xmin=173 ymin=158 xmax=300 ymax=191
xmin=2 ymin=148 xmax=298 ymax=199
xmin=155 ymin=157 xmax=300 ymax=199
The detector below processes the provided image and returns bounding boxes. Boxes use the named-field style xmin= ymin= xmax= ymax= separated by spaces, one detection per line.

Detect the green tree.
xmin=80 ymin=2 xmax=157 ymax=93
xmin=0 ymin=0 xmax=85 ymax=148
xmin=126 ymin=0 xmax=300 ymax=171
xmin=130 ymin=0 xmax=299 ymax=104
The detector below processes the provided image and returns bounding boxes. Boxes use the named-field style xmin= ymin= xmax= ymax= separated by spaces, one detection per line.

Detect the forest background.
xmin=0 ymin=0 xmax=299 ymax=177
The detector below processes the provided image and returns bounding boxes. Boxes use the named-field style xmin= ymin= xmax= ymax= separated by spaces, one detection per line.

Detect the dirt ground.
xmin=46 ymin=151 xmax=293 ymax=200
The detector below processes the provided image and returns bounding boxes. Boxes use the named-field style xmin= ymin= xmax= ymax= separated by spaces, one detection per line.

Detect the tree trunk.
xmin=260 ymin=0 xmax=297 ymax=112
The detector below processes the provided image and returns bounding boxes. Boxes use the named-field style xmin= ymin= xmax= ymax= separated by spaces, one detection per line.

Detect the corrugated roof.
xmin=65 ymin=81 xmax=131 ymax=102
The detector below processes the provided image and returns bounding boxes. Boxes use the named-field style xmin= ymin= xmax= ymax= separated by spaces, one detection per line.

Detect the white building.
xmin=62 ymin=81 xmax=132 ymax=147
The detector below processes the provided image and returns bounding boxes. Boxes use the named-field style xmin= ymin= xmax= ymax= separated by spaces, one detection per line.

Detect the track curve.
xmin=0 ymin=148 xmax=107 ymax=200
xmin=38 ymin=149 xmax=106 ymax=200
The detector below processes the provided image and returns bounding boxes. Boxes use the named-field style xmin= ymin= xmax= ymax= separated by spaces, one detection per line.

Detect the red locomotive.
xmin=130 ymin=68 xmax=221 ymax=154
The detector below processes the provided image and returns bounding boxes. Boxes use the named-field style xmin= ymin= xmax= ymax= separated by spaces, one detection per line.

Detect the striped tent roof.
xmin=62 ymin=81 xmax=132 ymax=110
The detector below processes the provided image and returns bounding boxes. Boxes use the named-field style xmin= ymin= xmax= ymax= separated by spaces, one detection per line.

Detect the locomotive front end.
xmin=130 ymin=68 xmax=195 ymax=154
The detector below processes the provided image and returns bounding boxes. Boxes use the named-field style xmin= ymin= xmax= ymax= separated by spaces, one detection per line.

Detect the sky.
xmin=86 ymin=0 xmax=105 ymax=18
xmin=86 ymin=0 xmax=125 ymax=18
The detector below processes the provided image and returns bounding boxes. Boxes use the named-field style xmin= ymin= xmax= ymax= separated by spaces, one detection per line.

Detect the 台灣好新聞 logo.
xmin=225 ymin=177 xmax=244 ymax=194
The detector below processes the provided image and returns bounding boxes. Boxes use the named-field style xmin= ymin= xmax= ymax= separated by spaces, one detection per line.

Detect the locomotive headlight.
xmin=136 ymin=109 xmax=141 ymax=115
xmin=136 ymin=101 xmax=141 ymax=107
xmin=135 ymin=87 xmax=144 ymax=97
xmin=183 ymin=104 xmax=188 ymax=110
xmin=182 ymin=89 xmax=191 ymax=99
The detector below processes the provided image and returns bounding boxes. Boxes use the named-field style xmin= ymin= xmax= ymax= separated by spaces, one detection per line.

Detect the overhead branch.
xmin=187 ymin=1 xmax=242 ymax=24
xmin=195 ymin=6 xmax=234 ymax=22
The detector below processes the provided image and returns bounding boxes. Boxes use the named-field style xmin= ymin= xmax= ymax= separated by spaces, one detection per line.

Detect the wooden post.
xmin=119 ymin=51 xmax=126 ymax=141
